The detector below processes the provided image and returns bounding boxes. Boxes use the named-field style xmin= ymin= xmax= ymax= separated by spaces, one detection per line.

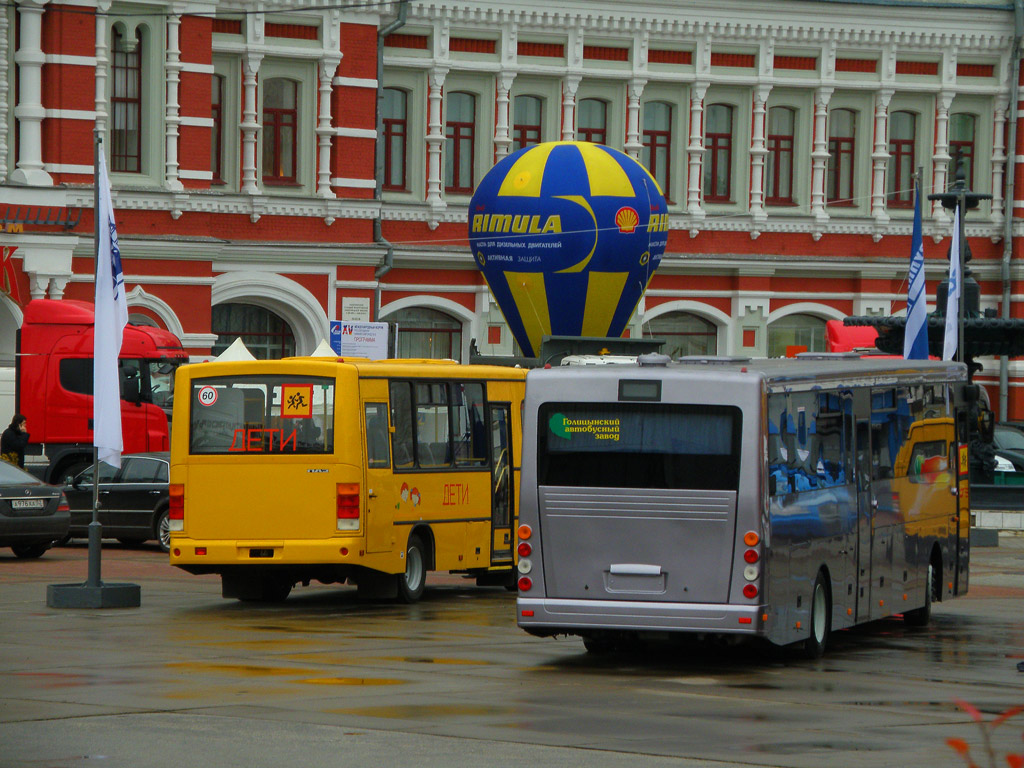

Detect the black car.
xmin=0 ymin=461 xmax=70 ymax=558
xmin=992 ymin=424 xmax=1024 ymax=472
xmin=64 ymin=452 xmax=171 ymax=552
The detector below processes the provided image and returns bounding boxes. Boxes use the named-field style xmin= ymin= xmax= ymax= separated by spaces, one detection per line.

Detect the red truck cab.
xmin=16 ymin=299 xmax=188 ymax=483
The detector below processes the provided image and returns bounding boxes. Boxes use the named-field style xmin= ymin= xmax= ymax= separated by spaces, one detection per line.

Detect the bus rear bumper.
xmin=516 ymin=596 xmax=765 ymax=637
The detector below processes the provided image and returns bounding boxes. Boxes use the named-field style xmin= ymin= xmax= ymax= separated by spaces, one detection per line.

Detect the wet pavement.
xmin=1 ymin=535 xmax=1023 ymax=768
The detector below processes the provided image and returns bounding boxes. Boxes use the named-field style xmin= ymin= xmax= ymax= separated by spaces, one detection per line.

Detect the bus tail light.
xmin=336 ymin=483 xmax=360 ymax=530
xmin=743 ymin=531 xmax=760 ymax=547
xmin=744 ymin=548 xmax=759 ymax=563
xmin=518 ymin=542 xmax=532 ymax=557
xmin=517 ymin=558 xmax=532 ymax=574
xmin=168 ymin=484 xmax=184 ymax=532
xmin=743 ymin=583 xmax=758 ymax=599
xmin=518 ymin=576 xmax=532 ymax=591
xmin=518 ymin=524 xmax=532 ymax=540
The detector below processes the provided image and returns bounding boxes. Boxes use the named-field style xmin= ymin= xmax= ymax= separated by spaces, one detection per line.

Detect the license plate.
xmin=11 ymin=498 xmax=45 ymax=510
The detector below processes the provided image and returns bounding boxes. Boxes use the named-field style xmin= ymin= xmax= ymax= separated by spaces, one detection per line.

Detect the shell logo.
xmin=615 ymin=206 xmax=639 ymax=233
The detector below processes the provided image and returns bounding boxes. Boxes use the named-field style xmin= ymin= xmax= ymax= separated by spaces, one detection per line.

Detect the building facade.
xmin=2 ymin=0 xmax=1023 ymax=417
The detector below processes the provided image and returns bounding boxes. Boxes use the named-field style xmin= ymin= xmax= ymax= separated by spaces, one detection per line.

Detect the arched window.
xmin=211 ymin=74 xmax=225 ymax=184
xmin=576 ymin=99 xmax=607 ymax=145
xmin=766 ymin=106 xmax=795 ymax=205
xmin=111 ymin=26 xmax=142 ymax=173
xmin=767 ymin=313 xmax=827 ymax=358
xmin=390 ymin=307 xmax=462 ymax=361
xmin=445 ymin=92 xmax=476 ymax=194
xmin=513 ymin=95 xmax=542 ymax=152
xmin=643 ymin=312 xmax=717 ymax=358
xmin=262 ymin=78 xmax=298 ymax=184
xmin=887 ymin=111 xmax=917 ymax=208
xmin=949 ymin=113 xmax=976 ymax=190
xmin=704 ymin=104 xmax=733 ymax=202
xmin=211 ymin=303 xmax=296 ymax=360
xmin=827 ymin=108 xmax=856 ymax=205
xmin=383 ymin=87 xmax=408 ymax=191
xmin=642 ymin=101 xmax=672 ymax=197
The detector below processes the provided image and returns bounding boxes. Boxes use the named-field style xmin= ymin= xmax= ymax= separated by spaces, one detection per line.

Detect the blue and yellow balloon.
xmin=469 ymin=141 xmax=668 ymax=357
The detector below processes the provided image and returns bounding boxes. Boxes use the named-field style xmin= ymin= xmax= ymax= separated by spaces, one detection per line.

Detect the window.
xmin=364 ymin=403 xmax=391 ymax=468
xmin=827 ymin=108 xmax=856 ymax=205
xmin=121 ymin=457 xmax=166 ymax=483
xmin=211 ymin=303 xmax=296 ymax=360
xmin=445 ymin=91 xmax=476 ymax=194
xmin=390 ymin=307 xmax=462 ymax=361
xmin=887 ymin=110 xmax=917 ymax=208
xmin=111 ymin=26 xmax=142 ymax=173
xmin=576 ymin=98 xmax=607 ymax=145
xmin=643 ymin=311 xmax=717 ymax=358
xmin=383 ymin=87 xmax=408 ymax=191
xmin=766 ymin=106 xmax=795 ymax=205
xmin=513 ymin=95 xmax=542 ymax=152
xmin=211 ymin=74 xmax=224 ymax=184
xmin=642 ymin=101 xmax=672 ymax=198
xmin=416 ymin=382 xmax=451 ymax=468
xmin=703 ymin=104 xmax=733 ymax=202
xmin=767 ymin=313 xmax=827 ymax=357
xmin=452 ymin=382 xmax=486 ymax=467
xmin=188 ymin=376 xmax=334 ymax=455
xmin=949 ymin=113 xmax=976 ymax=190
xmin=262 ymin=78 xmax=298 ymax=184
xmin=538 ymin=402 xmax=742 ymax=490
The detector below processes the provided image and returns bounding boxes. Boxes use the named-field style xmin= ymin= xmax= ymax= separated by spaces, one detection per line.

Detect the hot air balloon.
xmin=469 ymin=141 xmax=669 ymax=357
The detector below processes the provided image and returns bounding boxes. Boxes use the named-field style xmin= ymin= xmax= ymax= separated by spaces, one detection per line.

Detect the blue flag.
xmin=903 ymin=179 xmax=928 ymax=360
xmin=93 ymin=150 xmax=129 ymax=469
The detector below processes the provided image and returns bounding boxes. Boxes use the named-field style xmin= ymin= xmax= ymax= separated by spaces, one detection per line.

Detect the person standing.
xmin=1 ymin=414 xmax=29 ymax=468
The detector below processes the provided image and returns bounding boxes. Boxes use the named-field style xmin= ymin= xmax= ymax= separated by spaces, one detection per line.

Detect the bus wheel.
xmin=582 ymin=636 xmax=616 ymax=655
xmin=904 ymin=563 xmax=935 ymax=628
xmin=260 ymin=580 xmax=292 ymax=602
xmin=397 ymin=534 xmax=427 ymax=603
xmin=802 ymin=572 xmax=831 ymax=659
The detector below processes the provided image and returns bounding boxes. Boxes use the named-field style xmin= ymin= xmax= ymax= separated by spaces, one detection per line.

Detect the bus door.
xmin=854 ymin=415 xmax=874 ymax=623
xmin=489 ymin=403 xmax=514 ymax=564
xmin=363 ymin=400 xmax=398 ymax=553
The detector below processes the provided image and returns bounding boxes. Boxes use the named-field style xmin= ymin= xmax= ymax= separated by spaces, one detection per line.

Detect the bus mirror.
xmin=123 ymin=376 xmax=141 ymax=404
xmin=962 ymin=384 xmax=980 ymax=403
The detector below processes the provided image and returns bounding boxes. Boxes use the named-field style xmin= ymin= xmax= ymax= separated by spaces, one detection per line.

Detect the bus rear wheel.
xmin=802 ymin=571 xmax=831 ymax=659
xmin=904 ymin=563 xmax=937 ymax=628
xmin=397 ymin=534 xmax=426 ymax=603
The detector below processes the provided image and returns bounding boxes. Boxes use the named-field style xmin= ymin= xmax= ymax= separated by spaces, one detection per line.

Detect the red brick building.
xmin=2 ymin=0 xmax=1023 ymax=418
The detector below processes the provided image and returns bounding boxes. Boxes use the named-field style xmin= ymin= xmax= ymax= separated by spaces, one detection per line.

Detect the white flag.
xmin=903 ymin=179 xmax=928 ymax=360
xmin=942 ymin=207 xmax=961 ymax=362
xmin=93 ymin=150 xmax=129 ymax=468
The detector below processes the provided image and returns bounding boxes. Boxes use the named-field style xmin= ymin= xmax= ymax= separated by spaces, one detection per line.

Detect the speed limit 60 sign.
xmin=197 ymin=385 xmax=218 ymax=406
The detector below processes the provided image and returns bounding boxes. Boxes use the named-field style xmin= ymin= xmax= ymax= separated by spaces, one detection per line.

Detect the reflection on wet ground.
xmin=1 ymin=538 xmax=1023 ymax=767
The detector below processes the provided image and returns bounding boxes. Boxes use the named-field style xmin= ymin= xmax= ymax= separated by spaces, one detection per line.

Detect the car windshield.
xmin=149 ymin=360 xmax=180 ymax=410
xmin=995 ymin=426 xmax=1024 ymax=451
xmin=0 ymin=462 xmax=41 ymax=485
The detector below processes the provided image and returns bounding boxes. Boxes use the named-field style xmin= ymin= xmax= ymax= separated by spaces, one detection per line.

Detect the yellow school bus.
xmin=168 ymin=356 xmax=527 ymax=602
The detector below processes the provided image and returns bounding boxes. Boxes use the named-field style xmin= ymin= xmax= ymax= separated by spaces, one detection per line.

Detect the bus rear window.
xmin=537 ymin=402 xmax=741 ymax=490
xmin=189 ymin=375 xmax=334 ymax=454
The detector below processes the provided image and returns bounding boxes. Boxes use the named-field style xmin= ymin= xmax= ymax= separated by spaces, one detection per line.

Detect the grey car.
xmin=64 ymin=452 xmax=171 ymax=552
xmin=0 ymin=461 xmax=70 ymax=558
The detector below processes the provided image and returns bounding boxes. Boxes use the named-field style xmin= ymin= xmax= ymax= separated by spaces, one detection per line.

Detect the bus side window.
xmin=416 ymin=382 xmax=451 ymax=468
xmin=453 ymin=382 xmax=487 ymax=468
xmin=389 ymin=381 xmax=415 ymax=468
xmin=365 ymin=403 xmax=390 ymax=469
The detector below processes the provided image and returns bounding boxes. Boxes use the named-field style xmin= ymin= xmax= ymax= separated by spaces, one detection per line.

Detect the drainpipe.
xmin=373 ymin=0 xmax=409 ymax=323
xmin=999 ymin=0 xmax=1023 ymax=421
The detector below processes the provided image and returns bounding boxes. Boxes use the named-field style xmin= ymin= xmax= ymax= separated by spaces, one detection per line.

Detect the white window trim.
xmin=702 ymin=87 xmax=751 ymax=214
xmin=826 ymin=93 xmax=874 ymax=217
xmin=382 ymin=69 xmax=427 ymax=202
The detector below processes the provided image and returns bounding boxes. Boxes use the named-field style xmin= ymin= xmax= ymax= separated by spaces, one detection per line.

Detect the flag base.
xmin=46 ymin=582 xmax=141 ymax=609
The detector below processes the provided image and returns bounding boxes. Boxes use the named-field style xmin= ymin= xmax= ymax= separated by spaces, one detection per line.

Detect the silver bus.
xmin=516 ymin=354 xmax=973 ymax=657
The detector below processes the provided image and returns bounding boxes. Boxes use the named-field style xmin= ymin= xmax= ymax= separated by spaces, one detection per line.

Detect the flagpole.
xmin=46 ymin=129 xmax=140 ymax=609
xmin=88 ymin=129 xmax=102 ymax=589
